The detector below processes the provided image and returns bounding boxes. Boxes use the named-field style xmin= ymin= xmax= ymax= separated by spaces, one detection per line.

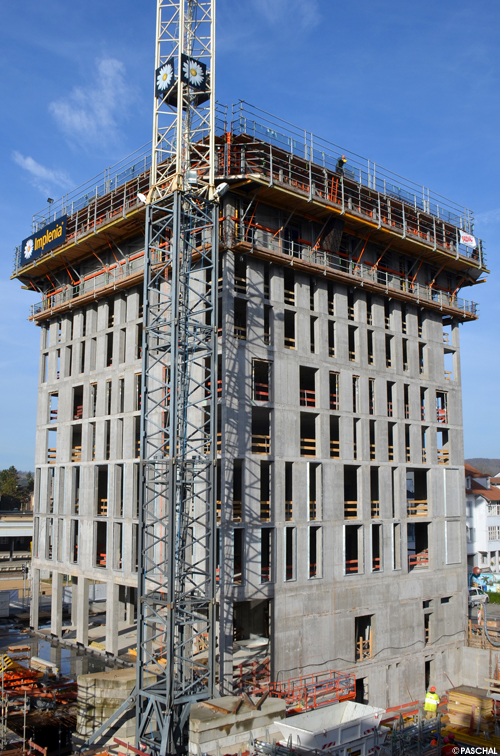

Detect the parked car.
xmin=469 ymin=587 xmax=489 ymax=606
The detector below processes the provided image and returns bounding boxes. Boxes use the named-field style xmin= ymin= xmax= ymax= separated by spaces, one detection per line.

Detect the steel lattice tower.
xmin=136 ymin=2 xmax=218 ymax=753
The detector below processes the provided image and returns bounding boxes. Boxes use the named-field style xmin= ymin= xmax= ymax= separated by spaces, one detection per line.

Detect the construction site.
xmin=6 ymin=0 xmax=500 ymax=754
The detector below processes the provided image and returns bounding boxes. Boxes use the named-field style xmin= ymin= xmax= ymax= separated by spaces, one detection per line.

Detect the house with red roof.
xmin=465 ymin=463 xmax=500 ymax=572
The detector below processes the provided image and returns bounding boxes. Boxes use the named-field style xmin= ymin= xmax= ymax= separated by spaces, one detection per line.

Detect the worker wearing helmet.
xmin=336 ymin=155 xmax=347 ymax=176
xmin=424 ymin=686 xmax=440 ymax=719
xmin=442 ymin=734 xmax=456 ymax=756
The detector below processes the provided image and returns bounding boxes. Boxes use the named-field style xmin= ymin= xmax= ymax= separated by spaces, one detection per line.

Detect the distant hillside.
xmin=466 ymin=459 xmax=500 ymax=477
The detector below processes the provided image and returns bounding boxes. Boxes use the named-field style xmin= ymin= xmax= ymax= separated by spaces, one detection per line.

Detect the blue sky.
xmin=1 ymin=0 xmax=499 ymax=469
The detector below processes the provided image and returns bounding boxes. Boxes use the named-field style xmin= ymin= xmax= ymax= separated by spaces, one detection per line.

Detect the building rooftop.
xmin=13 ymin=102 xmax=487 ymax=324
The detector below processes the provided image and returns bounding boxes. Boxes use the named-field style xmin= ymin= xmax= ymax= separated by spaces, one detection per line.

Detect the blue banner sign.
xmin=21 ymin=216 xmax=67 ymax=265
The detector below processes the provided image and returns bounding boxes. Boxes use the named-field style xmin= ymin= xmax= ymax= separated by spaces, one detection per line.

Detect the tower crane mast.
xmin=136 ymin=2 xmax=218 ymax=753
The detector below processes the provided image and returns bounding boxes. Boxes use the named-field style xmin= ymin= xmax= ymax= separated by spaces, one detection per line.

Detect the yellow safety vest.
xmin=424 ymin=691 xmax=439 ymax=711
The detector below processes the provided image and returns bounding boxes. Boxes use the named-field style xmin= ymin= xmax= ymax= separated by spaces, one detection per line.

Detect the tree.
xmin=0 ymin=467 xmax=19 ymax=498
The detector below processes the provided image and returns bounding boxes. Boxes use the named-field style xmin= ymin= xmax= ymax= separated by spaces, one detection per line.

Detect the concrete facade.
xmin=15 ymin=123 xmax=487 ymax=710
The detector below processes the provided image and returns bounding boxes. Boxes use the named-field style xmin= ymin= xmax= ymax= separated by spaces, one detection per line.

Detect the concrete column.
xmin=219 ymin=592 xmax=234 ymax=696
xmin=51 ymin=571 xmax=63 ymax=638
xmin=125 ymin=586 xmax=135 ymax=624
xmin=76 ymin=577 xmax=89 ymax=647
xmin=30 ymin=567 xmax=40 ymax=631
xmin=105 ymin=581 xmax=120 ymax=656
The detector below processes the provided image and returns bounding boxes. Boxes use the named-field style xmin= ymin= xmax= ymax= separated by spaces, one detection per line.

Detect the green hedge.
xmin=487 ymin=591 xmax=500 ymax=604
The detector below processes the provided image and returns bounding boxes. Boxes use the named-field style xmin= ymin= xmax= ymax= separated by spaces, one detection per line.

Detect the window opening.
xmin=234 ymin=298 xmax=247 ymax=340
xmin=327 ymin=282 xmax=335 ymax=316
xmin=369 ymin=378 xmax=375 ymax=415
xmin=284 ymin=310 xmax=295 ymax=349
xmin=345 ymin=524 xmax=362 ymax=574
xmin=300 ymin=366 xmax=316 ymax=407
xmin=348 ymin=326 xmax=356 ymax=361
xmin=328 ymin=321 xmax=335 ymax=357
xmin=309 ymin=526 xmax=322 ymax=578
xmin=49 ymin=393 xmax=58 ymax=423
xmin=407 ymin=522 xmax=429 ymax=571
xmin=260 ymin=461 xmax=271 ymax=521
xmin=355 ymin=615 xmax=373 ymax=661
xmin=369 ymin=420 xmax=376 ymax=461
xmin=344 ymin=466 xmax=358 ymax=519
xmin=233 ymin=460 xmax=242 ymax=522
xmin=330 ymin=372 xmax=339 ymax=410
xmin=233 ymin=529 xmax=243 ymax=584
xmin=253 ymin=360 xmax=271 ymax=402
xmin=371 ymin=524 xmax=382 ymax=572
xmin=285 ymin=462 xmax=293 ymax=521
xmin=367 ymin=330 xmax=374 ymax=365
xmin=385 ymin=335 xmax=392 ymax=368
xmin=330 ymin=416 xmax=340 ymax=458
xmin=388 ymin=423 xmax=395 ymax=462
xmin=300 ymin=413 xmax=316 ymax=457
xmin=402 ymin=339 xmax=409 ymax=371
xmin=285 ymin=527 xmax=295 ymax=580
xmin=283 ymin=269 xmax=295 ymax=305
xmin=261 ymin=528 xmax=273 ymax=583
xmin=252 ymin=408 xmax=271 ymax=455
xmin=308 ymin=462 xmax=322 ymax=521
xmin=406 ymin=469 xmax=428 ymax=517
xmin=310 ymin=316 xmax=316 ymax=353
xmin=370 ymin=467 xmax=379 ymax=517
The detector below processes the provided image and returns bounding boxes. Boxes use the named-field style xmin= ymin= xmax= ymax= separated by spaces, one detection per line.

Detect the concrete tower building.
xmin=13 ymin=104 xmax=487 ymax=707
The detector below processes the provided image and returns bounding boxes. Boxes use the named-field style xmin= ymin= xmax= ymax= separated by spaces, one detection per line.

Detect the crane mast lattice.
xmin=136 ymin=1 xmax=218 ymax=753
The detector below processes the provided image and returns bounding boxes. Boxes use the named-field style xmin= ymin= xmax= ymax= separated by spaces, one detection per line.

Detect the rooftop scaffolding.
xmin=13 ymin=102 xmax=486 ymax=279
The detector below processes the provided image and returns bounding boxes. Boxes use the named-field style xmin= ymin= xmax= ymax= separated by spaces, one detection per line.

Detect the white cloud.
xmin=475 ymin=208 xmax=500 ymax=226
xmin=48 ymin=58 xmax=129 ymax=148
xmin=12 ymin=151 xmax=73 ymax=196
xmin=252 ymin=0 xmax=320 ymax=29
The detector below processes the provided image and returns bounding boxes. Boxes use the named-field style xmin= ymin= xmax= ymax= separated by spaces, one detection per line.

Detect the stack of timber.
xmin=447 ymin=686 xmax=494 ymax=735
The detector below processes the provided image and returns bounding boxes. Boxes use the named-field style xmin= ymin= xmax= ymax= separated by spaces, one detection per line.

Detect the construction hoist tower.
xmin=136 ymin=1 xmax=218 ymax=753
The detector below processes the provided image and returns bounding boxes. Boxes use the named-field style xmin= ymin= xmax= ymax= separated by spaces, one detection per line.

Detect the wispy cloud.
xmin=12 ymin=151 xmax=72 ymax=196
xmin=475 ymin=208 xmax=500 ymax=225
xmin=252 ymin=0 xmax=320 ymax=29
xmin=48 ymin=58 xmax=130 ymax=148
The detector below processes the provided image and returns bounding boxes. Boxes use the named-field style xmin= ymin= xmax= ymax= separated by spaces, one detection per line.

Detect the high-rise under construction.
xmin=13 ymin=100 xmax=486 ymax=708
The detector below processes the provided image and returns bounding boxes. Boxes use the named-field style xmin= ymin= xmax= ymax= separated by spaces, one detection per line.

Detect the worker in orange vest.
xmin=424 ymin=686 xmax=440 ymax=719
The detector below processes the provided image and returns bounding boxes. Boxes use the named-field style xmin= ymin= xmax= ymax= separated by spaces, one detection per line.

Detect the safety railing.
xmin=260 ymin=501 xmax=270 ymax=521
xmin=344 ymin=501 xmax=358 ymax=519
xmin=254 ymin=382 xmax=269 ymax=401
xmin=300 ymin=437 xmax=316 ymax=456
xmin=15 ymin=101 xmax=486 ymax=278
xmin=437 ymin=408 xmax=448 ymax=424
xmin=266 ymin=670 xmax=355 ymax=712
xmin=30 ymin=251 xmax=145 ymax=318
xmin=252 ymin=434 xmax=270 ymax=455
xmin=285 ymin=501 xmax=293 ymax=521
xmin=437 ymin=449 xmax=450 ymax=465
xmin=330 ymin=440 xmax=340 ymax=458
xmin=300 ymin=389 xmax=315 ymax=407
xmin=371 ymin=501 xmax=380 ymax=518
xmin=225 ymin=218 xmax=479 ymax=318
xmin=408 ymin=549 xmax=429 ymax=571
xmin=233 ymin=501 xmax=242 ymax=522
xmin=220 ymin=102 xmax=484 ymax=266
xmin=407 ymin=499 xmax=428 ymax=517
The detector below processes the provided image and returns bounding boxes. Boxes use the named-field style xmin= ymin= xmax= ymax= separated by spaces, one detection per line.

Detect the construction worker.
xmin=441 ymin=734 xmax=457 ymax=756
xmin=424 ymin=685 xmax=440 ymax=719
xmin=336 ymin=154 xmax=347 ymax=176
